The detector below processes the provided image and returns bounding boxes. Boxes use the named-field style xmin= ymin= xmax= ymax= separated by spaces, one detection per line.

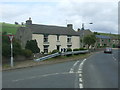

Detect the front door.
xmin=57 ymin=45 xmax=60 ymax=51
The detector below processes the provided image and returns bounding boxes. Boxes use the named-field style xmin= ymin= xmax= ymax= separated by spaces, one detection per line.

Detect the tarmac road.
xmin=2 ymin=49 xmax=119 ymax=88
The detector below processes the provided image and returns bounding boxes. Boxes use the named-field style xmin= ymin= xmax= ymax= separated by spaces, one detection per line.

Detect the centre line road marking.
xmin=79 ymin=78 xmax=83 ymax=82
xmin=78 ymin=58 xmax=87 ymax=88
xmin=79 ymin=83 xmax=83 ymax=88
xmin=69 ymin=60 xmax=80 ymax=73
xmin=78 ymin=71 xmax=82 ymax=73
xmin=79 ymin=74 xmax=82 ymax=77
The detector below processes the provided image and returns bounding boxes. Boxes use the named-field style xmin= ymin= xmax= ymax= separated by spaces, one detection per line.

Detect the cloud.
xmin=0 ymin=1 xmax=118 ymax=34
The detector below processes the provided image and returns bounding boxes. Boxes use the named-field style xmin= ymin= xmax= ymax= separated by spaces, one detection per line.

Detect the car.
xmin=104 ymin=48 xmax=112 ymax=54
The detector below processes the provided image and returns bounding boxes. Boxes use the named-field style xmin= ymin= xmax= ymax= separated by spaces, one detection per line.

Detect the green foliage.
xmin=25 ymin=40 xmax=40 ymax=53
xmin=21 ymin=49 xmax=32 ymax=57
xmin=73 ymin=48 xmax=87 ymax=51
xmin=79 ymin=48 xmax=87 ymax=50
xmin=51 ymin=49 xmax=59 ymax=54
xmin=73 ymin=48 xmax=80 ymax=51
xmin=66 ymin=48 xmax=72 ymax=52
xmin=2 ymin=32 xmax=22 ymax=57
xmin=84 ymin=35 xmax=96 ymax=48
xmin=1 ymin=22 xmax=22 ymax=34
xmin=2 ymin=43 xmax=10 ymax=57
xmin=94 ymin=32 xmax=100 ymax=35
xmin=12 ymin=39 xmax=22 ymax=56
xmin=2 ymin=32 xmax=33 ymax=58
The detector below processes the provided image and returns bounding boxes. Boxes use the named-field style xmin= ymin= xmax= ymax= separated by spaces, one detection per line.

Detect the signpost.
xmin=8 ymin=35 xmax=14 ymax=67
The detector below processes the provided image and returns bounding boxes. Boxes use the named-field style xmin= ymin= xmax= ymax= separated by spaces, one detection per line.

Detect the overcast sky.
xmin=0 ymin=0 xmax=119 ymax=34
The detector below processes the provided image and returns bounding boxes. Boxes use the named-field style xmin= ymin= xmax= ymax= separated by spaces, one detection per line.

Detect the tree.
xmin=15 ymin=22 xmax=19 ymax=25
xmin=83 ymin=35 xmax=96 ymax=49
xmin=94 ymin=32 xmax=100 ymax=35
xmin=25 ymin=40 xmax=40 ymax=53
xmin=2 ymin=32 xmax=22 ymax=57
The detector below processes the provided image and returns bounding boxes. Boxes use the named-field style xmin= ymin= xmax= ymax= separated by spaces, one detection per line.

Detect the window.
xmin=44 ymin=34 xmax=48 ymax=42
xmin=67 ymin=36 xmax=71 ymax=42
xmin=67 ymin=45 xmax=72 ymax=48
xmin=57 ymin=35 xmax=60 ymax=41
xmin=44 ymin=45 xmax=49 ymax=53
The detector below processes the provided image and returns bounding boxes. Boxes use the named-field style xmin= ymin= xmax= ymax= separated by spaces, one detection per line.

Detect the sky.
xmin=0 ymin=0 xmax=119 ymax=34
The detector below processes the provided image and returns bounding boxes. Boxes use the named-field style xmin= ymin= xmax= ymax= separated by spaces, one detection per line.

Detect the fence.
xmin=34 ymin=50 xmax=89 ymax=62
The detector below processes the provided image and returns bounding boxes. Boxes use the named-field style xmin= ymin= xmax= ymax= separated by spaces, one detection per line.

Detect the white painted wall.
xmin=48 ymin=35 xmax=57 ymax=52
xmin=32 ymin=34 xmax=44 ymax=52
xmin=71 ymin=36 xmax=80 ymax=49
xmin=32 ymin=34 xmax=80 ymax=53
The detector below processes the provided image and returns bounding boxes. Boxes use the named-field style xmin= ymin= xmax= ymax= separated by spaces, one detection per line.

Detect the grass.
xmin=1 ymin=22 xmax=22 ymax=35
xmin=2 ymin=53 xmax=91 ymax=70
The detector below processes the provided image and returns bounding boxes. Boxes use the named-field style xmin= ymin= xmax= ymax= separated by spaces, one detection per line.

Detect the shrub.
xmin=21 ymin=49 xmax=32 ymax=57
xmin=51 ymin=49 xmax=59 ymax=54
xmin=79 ymin=48 xmax=87 ymax=50
xmin=73 ymin=48 xmax=80 ymax=51
xmin=25 ymin=40 xmax=40 ymax=53
xmin=66 ymin=48 xmax=72 ymax=52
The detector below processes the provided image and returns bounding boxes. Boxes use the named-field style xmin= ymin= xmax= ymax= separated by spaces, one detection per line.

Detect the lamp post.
xmin=81 ymin=22 xmax=93 ymax=48
xmin=8 ymin=35 xmax=14 ymax=67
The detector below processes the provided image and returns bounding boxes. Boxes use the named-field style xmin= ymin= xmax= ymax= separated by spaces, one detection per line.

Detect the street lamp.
xmin=8 ymin=34 xmax=14 ymax=67
xmin=81 ymin=22 xmax=93 ymax=48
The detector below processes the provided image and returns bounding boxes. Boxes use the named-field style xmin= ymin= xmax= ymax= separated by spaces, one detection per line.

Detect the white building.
xmin=16 ymin=18 xmax=80 ymax=54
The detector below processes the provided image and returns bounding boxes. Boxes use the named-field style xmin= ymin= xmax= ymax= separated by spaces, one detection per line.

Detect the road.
xmin=2 ymin=49 xmax=119 ymax=88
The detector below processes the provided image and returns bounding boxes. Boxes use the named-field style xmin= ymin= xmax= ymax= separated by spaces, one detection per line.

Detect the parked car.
xmin=104 ymin=48 xmax=112 ymax=54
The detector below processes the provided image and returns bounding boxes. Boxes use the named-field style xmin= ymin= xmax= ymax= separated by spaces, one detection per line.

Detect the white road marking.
xmin=12 ymin=72 xmax=69 ymax=82
xmin=79 ymin=78 xmax=82 ymax=82
xmin=73 ymin=61 xmax=79 ymax=66
xmin=113 ymin=56 xmax=117 ymax=61
xmin=69 ymin=60 xmax=80 ymax=73
xmin=69 ymin=70 xmax=74 ymax=73
xmin=79 ymin=74 xmax=82 ymax=77
xmin=78 ymin=71 xmax=82 ymax=73
xmin=79 ymin=83 xmax=83 ymax=88
xmin=78 ymin=68 xmax=82 ymax=71
xmin=78 ymin=58 xmax=87 ymax=88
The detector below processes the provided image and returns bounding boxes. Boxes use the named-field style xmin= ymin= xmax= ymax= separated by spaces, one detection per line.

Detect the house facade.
xmin=15 ymin=18 xmax=80 ymax=54
xmin=95 ymin=35 xmax=112 ymax=48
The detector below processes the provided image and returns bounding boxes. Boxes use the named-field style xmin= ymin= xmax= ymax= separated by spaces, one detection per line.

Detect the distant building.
xmin=77 ymin=29 xmax=93 ymax=48
xmin=95 ymin=35 xmax=112 ymax=48
xmin=15 ymin=18 xmax=80 ymax=54
xmin=110 ymin=36 xmax=120 ymax=48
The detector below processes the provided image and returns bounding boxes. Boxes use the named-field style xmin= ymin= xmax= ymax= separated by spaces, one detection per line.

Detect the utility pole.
xmin=8 ymin=35 xmax=14 ymax=67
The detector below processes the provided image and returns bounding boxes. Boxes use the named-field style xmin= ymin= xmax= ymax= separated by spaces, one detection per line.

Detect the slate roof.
xmin=27 ymin=24 xmax=79 ymax=36
xmin=96 ymin=35 xmax=111 ymax=39
xmin=77 ymin=29 xmax=93 ymax=36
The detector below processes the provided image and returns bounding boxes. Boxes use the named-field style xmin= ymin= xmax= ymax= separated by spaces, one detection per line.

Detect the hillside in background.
xmin=1 ymin=22 xmax=119 ymax=39
xmin=1 ymin=23 xmax=22 ymax=35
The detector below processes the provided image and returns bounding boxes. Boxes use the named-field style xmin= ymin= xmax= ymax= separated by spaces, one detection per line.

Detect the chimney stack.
xmin=26 ymin=17 xmax=32 ymax=25
xmin=67 ymin=24 xmax=73 ymax=29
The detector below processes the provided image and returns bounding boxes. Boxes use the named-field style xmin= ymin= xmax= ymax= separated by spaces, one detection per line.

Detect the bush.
xmin=79 ymin=48 xmax=87 ymax=50
xmin=66 ymin=48 xmax=72 ymax=52
xmin=25 ymin=40 xmax=40 ymax=53
xmin=21 ymin=49 xmax=32 ymax=57
xmin=73 ymin=48 xmax=80 ymax=51
xmin=51 ymin=49 xmax=59 ymax=54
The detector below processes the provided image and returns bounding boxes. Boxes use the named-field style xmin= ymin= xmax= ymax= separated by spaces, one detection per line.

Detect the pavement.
xmin=2 ymin=49 xmax=119 ymax=88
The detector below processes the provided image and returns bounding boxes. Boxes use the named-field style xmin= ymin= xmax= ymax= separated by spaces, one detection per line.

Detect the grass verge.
xmin=2 ymin=53 xmax=92 ymax=71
